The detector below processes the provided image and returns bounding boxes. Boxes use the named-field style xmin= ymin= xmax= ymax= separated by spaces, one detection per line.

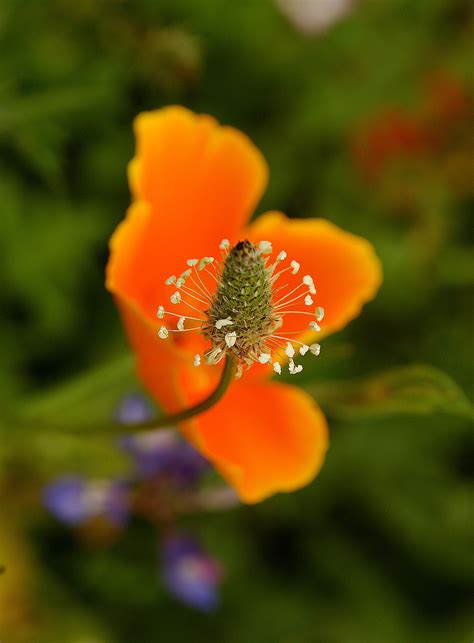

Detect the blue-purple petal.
xmin=43 ymin=476 xmax=129 ymax=526
xmin=120 ymin=428 xmax=209 ymax=484
xmin=115 ymin=393 xmax=155 ymax=425
xmin=161 ymin=535 xmax=222 ymax=612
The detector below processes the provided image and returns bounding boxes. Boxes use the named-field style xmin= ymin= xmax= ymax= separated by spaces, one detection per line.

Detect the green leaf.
xmin=14 ymin=354 xmax=139 ymax=430
xmin=0 ymin=355 xmax=141 ymax=475
xmin=309 ymin=364 xmax=473 ymax=420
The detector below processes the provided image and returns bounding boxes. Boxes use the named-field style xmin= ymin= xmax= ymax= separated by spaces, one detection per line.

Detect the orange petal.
xmin=246 ymin=211 xmax=382 ymax=341
xmin=107 ymin=106 xmax=268 ymax=322
xmin=111 ymin=282 xmax=219 ymax=415
xmin=184 ymin=378 xmax=329 ymax=504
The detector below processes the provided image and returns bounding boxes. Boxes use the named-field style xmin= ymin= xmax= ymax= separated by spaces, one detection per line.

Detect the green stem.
xmin=115 ymin=354 xmax=237 ymax=433
xmin=6 ymin=356 xmax=237 ymax=438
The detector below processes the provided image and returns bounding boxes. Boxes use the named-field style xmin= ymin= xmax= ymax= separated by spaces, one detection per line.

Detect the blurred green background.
xmin=1 ymin=0 xmax=472 ymax=641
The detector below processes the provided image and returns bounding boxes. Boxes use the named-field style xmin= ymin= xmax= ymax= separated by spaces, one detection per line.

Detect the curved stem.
xmin=120 ymin=354 xmax=237 ymax=433
xmin=8 ymin=356 xmax=238 ymax=438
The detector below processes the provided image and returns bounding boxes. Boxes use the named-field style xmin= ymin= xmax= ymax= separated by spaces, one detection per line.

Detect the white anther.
xmin=288 ymin=359 xmax=303 ymax=375
xmin=157 ymin=305 xmax=165 ymax=319
xmin=285 ymin=342 xmax=295 ymax=358
xmin=193 ymin=354 xmax=201 ymax=367
xmin=303 ymin=275 xmax=314 ymax=286
xmin=259 ymin=240 xmax=272 ymax=254
xmin=207 ymin=347 xmax=223 ymax=363
xmin=299 ymin=344 xmax=309 ymax=356
xmin=215 ymin=318 xmax=233 ymax=330
xmin=199 ymin=256 xmax=214 ymax=270
xmin=219 ymin=239 xmax=230 ymax=250
xmin=310 ymin=343 xmax=321 ymax=356
xmin=180 ymin=269 xmax=192 ymax=279
xmin=304 ymin=294 xmax=314 ymax=306
xmin=187 ymin=259 xmax=198 ymax=266
xmin=309 ymin=284 xmax=317 ymax=295
xmin=170 ymin=291 xmax=181 ymax=304
xmin=258 ymin=353 xmax=272 ymax=364
xmin=177 ymin=317 xmax=186 ymax=331
xmin=277 ymin=250 xmax=287 ymax=262
xmin=176 ymin=278 xmax=185 ymax=288
xmin=273 ymin=362 xmax=282 ymax=375
xmin=291 ymin=260 xmax=300 ymax=274
xmin=309 ymin=321 xmax=321 ymax=331
xmin=225 ymin=331 xmax=237 ymax=348
xmin=158 ymin=326 xmax=169 ymax=339
xmin=165 ymin=275 xmax=177 ymax=285
xmin=316 ymin=306 xmax=325 ymax=322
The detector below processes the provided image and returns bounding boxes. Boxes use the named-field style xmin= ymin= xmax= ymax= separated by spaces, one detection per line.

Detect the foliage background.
xmin=1 ymin=0 xmax=472 ymax=641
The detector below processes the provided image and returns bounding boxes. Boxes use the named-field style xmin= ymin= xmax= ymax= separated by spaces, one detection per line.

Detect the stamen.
xmin=176 ymin=284 xmax=210 ymax=306
xmin=215 ymin=318 xmax=233 ymax=330
xmin=259 ymin=240 xmax=272 ymax=254
xmin=187 ymin=259 xmax=198 ymax=266
xmin=299 ymin=344 xmax=309 ymax=356
xmin=277 ymin=250 xmax=287 ymax=262
xmin=316 ymin=306 xmax=325 ymax=322
xmin=310 ymin=343 xmax=321 ymax=356
xmin=303 ymin=275 xmax=317 ymax=294
xmin=225 ymin=331 xmax=237 ymax=347
xmin=291 ymin=260 xmax=300 ymax=274
xmin=304 ymin=294 xmax=313 ymax=306
xmin=289 ymin=359 xmax=303 ymax=375
xmin=209 ymin=260 xmax=221 ymax=278
xmin=177 ymin=317 xmax=185 ymax=331
xmin=219 ymin=239 xmax=230 ymax=250
xmin=189 ymin=264 xmax=213 ymax=299
xmin=158 ymin=326 xmax=169 ymax=339
xmin=278 ymin=310 xmax=317 ymax=317
xmin=270 ymin=266 xmax=290 ymax=284
xmin=273 ymin=329 xmax=316 ymax=335
xmin=204 ymin=267 xmax=219 ymax=283
xmin=285 ymin=342 xmax=295 ymax=358
xmin=276 ymin=293 xmax=316 ymax=313
xmin=309 ymin=321 xmax=321 ymax=331
xmin=199 ymin=256 xmax=215 ymax=271
xmin=273 ymin=281 xmax=306 ymax=307
xmin=170 ymin=291 xmax=181 ymax=304
xmin=258 ymin=353 xmax=272 ymax=364
xmin=273 ymin=361 xmax=282 ymax=375
xmin=193 ymin=354 xmax=201 ymax=367
xmin=165 ymin=275 xmax=177 ymax=285
xmin=179 ymin=297 xmax=210 ymax=317
xmin=157 ymin=305 xmax=165 ymax=319
xmin=157 ymin=309 xmax=206 ymax=322
xmin=207 ymin=347 xmax=222 ymax=364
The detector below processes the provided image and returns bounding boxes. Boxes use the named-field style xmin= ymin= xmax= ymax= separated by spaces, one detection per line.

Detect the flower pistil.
xmin=157 ymin=239 xmax=323 ymax=377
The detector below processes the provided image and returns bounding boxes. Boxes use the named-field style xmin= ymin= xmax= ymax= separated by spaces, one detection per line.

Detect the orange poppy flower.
xmin=106 ymin=106 xmax=382 ymax=503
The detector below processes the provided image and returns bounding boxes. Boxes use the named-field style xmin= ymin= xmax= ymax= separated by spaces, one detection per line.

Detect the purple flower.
xmin=115 ymin=393 xmax=155 ymax=425
xmin=162 ymin=535 xmax=223 ymax=612
xmin=43 ymin=476 xmax=129 ymax=526
xmin=120 ymin=429 xmax=209 ymax=484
